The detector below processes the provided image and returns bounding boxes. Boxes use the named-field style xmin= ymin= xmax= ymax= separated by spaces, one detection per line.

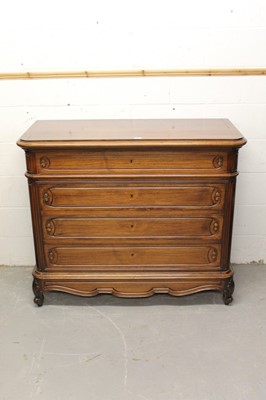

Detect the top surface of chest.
xmin=17 ymin=119 xmax=246 ymax=149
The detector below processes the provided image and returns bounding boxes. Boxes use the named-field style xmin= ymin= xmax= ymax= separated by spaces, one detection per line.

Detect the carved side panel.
xmin=25 ymin=151 xmax=36 ymax=173
xmin=220 ymin=178 xmax=236 ymax=270
xmin=28 ymin=181 xmax=46 ymax=272
xmin=227 ymin=149 xmax=239 ymax=172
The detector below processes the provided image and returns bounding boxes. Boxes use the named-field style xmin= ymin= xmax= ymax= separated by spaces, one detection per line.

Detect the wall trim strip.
xmin=0 ymin=68 xmax=266 ymax=80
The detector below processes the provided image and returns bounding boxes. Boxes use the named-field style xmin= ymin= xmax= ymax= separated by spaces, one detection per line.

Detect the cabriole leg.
xmin=32 ymin=277 xmax=44 ymax=307
xmin=223 ymin=277 xmax=235 ymax=305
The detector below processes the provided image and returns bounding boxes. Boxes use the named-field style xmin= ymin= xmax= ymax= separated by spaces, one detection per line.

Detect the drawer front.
xmin=43 ymin=216 xmax=223 ymax=241
xmin=41 ymin=184 xmax=225 ymax=210
xmin=36 ymin=150 xmax=227 ymax=175
xmin=45 ymin=245 xmax=221 ymax=270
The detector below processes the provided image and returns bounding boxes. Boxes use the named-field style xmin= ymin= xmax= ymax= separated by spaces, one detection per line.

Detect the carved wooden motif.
xmin=212 ymin=188 xmax=222 ymax=204
xmin=45 ymin=219 xmax=55 ymax=235
xmin=43 ymin=189 xmax=53 ymax=205
xmin=32 ymin=278 xmax=44 ymax=306
xmin=223 ymin=278 xmax=235 ymax=305
xmin=208 ymin=247 xmax=218 ymax=263
xmin=210 ymin=219 xmax=220 ymax=235
xmin=213 ymin=155 xmax=224 ymax=168
xmin=48 ymin=248 xmax=57 ymax=264
xmin=40 ymin=156 xmax=50 ymax=169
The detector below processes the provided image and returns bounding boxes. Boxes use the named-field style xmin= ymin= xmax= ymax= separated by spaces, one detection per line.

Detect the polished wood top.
xmin=17 ymin=119 xmax=246 ymax=148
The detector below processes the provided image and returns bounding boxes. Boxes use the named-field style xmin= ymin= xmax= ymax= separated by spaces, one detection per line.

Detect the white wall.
xmin=0 ymin=0 xmax=266 ymax=265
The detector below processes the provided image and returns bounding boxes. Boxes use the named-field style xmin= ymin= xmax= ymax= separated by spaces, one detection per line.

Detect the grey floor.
xmin=0 ymin=265 xmax=266 ymax=400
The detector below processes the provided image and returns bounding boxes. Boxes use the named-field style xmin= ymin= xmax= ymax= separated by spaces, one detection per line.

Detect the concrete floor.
xmin=0 ymin=265 xmax=266 ymax=400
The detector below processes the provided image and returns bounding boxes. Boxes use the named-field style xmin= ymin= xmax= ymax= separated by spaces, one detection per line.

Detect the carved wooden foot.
xmin=32 ymin=278 xmax=44 ymax=307
xmin=223 ymin=277 xmax=235 ymax=305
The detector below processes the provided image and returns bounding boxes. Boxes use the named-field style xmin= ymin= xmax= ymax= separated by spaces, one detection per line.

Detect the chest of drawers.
xmin=17 ymin=119 xmax=246 ymax=306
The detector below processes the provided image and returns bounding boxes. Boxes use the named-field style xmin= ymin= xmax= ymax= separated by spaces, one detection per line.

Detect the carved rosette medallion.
xmin=210 ymin=219 xmax=219 ymax=235
xmin=43 ymin=189 xmax=53 ymax=205
xmin=213 ymin=155 xmax=223 ymax=169
xmin=212 ymin=188 xmax=222 ymax=205
xmin=208 ymin=247 xmax=218 ymax=263
xmin=40 ymin=156 xmax=50 ymax=169
xmin=48 ymin=248 xmax=58 ymax=264
xmin=45 ymin=219 xmax=55 ymax=236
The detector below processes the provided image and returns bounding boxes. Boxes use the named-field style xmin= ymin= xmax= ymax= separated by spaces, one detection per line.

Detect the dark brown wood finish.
xmin=17 ymin=119 xmax=246 ymax=306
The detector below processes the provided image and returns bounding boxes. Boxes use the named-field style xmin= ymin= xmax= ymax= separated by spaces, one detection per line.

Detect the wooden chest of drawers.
xmin=17 ymin=119 xmax=246 ymax=306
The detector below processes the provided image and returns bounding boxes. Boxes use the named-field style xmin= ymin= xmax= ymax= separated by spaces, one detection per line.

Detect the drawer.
xmin=44 ymin=244 xmax=221 ymax=270
xmin=35 ymin=150 xmax=228 ymax=175
xmin=43 ymin=216 xmax=223 ymax=241
xmin=40 ymin=183 xmax=225 ymax=210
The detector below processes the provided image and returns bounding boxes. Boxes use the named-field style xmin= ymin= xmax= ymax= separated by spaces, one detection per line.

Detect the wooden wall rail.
xmin=0 ymin=68 xmax=266 ymax=80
